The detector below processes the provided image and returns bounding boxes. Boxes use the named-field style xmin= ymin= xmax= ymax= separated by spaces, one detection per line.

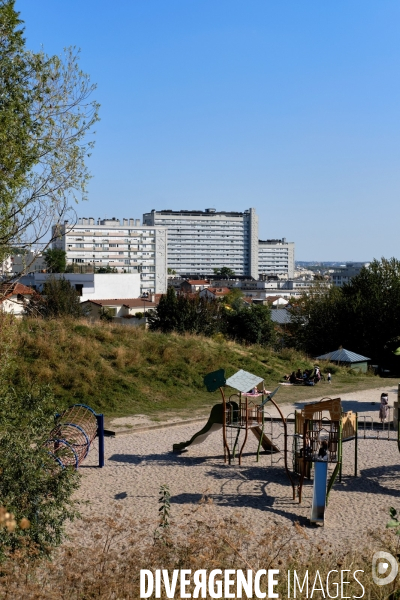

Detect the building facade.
xmin=143 ymin=208 xmax=259 ymax=278
xmin=52 ymin=218 xmax=167 ymax=294
xmin=331 ymin=262 xmax=370 ymax=287
xmin=258 ymin=238 xmax=295 ymax=279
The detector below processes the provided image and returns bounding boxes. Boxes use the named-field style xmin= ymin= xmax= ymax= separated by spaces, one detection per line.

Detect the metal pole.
xmin=96 ymin=413 xmax=105 ymax=468
xmin=355 ymin=414 xmax=358 ymax=477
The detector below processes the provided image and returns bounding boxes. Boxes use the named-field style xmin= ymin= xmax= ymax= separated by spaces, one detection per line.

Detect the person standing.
xmin=327 ymin=372 xmax=331 ymax=384
xmin=379 ymin=393 xmax=389 ymax=423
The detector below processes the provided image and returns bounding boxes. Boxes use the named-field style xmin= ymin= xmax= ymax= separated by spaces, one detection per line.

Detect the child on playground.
xmin=379 ymin=393 xmax=389 ymax=423
xmin=318 ymin=440 xmax=329 ymax=461
xmin=299 ymin=434 xmax=312 ymax=458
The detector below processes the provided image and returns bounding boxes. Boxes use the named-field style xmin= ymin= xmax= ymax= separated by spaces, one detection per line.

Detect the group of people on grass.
xmin=283 ymin=365 xmax=327 ymax=386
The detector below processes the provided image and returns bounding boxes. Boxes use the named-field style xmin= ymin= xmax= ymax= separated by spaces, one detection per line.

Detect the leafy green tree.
xmin=43 ymin=248 xmax=66 ymax=273
xmin=0 ymin=0 xmax=99 ymax=272
xmin=286 ymin=283 xmax=343 ymax=354
xmin=148 ymin=287 xmax=180 ymax=333
xmin=223 ymin=302 xmax=275 ymax=346
xmin=33 ymin=276 xmax=82 ymax=319
xmin=0 ymin=1 xmax=38 ymax=265
xmin=0 ymin=314 xmax=79 ymax=556
xmin=287 ymin=259 xmax=400 ymax=367
xmin=96 ymin=264 xmax=117 ymax=273
xmin=147 ymin=287 xmax=221 ymax=336
xmin=213 ymin=266 xmax=235 ymax=279
xmin=224 ymin=287 xmax=243 ymax=305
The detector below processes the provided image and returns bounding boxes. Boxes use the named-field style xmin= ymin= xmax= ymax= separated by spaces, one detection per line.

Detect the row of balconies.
xmin=68 ymin=231 xmax=155 ymax=238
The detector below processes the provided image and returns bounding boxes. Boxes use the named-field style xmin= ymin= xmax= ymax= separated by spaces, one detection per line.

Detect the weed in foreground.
xmin=0 ymin=500 xmax=397 ymax=599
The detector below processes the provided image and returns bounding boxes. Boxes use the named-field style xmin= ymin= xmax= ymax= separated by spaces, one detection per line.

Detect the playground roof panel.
xmin=315 ymin=348 xmax=370 ymax=363
xmin=225 ymin=369 xmax=264 ymax=393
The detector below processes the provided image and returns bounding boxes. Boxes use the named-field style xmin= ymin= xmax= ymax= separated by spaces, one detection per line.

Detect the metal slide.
xmin=310 ymin=461 xmax=328 ymax=524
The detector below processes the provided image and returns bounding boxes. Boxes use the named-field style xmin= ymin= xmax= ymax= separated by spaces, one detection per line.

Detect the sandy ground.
xmin=73 ymin=386 xmax=400 ymax=550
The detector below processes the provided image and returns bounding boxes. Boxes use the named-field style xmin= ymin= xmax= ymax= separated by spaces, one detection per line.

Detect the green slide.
xmin=173 ymin=404 xmax=224 ymax=452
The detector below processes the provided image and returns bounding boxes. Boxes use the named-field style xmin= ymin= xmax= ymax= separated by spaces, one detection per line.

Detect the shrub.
xmin=0 ymin=314 xmax=79 ymax=557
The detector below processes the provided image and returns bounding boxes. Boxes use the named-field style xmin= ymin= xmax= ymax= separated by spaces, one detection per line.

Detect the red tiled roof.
xmin=0 ymin=283 xmax=36 ymax=302
xmin=185 ymin=280 xmax=209 ymax=285
xmin=242 ymin=296 xmax=253 ymax=304
xmin=205 ymin=287 xmax=230 ymax=296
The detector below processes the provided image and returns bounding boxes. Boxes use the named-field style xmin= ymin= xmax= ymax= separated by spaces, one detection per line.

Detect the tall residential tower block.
xmin=143 ymin=208 xmax=259 ymax=278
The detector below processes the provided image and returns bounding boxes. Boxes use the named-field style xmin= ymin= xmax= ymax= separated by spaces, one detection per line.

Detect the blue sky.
xmin=17 ymin=0 xmax=400 ymax=261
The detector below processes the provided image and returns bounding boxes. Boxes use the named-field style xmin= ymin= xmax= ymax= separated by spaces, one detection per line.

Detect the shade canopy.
xmin=225 ymin=369 xmax=264 ymax=393
xmin=315 ymin=348 xmax=370 ymax=363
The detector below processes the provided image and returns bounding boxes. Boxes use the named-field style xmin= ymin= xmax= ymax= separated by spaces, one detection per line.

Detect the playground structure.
xmin=293 ymin=398 xmax=358 ymax=524
xmin=45 ymin=404 xmax=105 ymax=469
xmin=174 ymin=369 xmax=400 ymax=526
xmin=174 ymin=368 xmax=294 ymax=489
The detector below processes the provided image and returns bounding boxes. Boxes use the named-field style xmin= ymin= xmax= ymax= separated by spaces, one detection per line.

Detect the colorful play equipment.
xmin=173 ymin=368 xmax=294 ymax=490
xmin=174 ymin=369 xmax=400 ymax=527
xmin=45 ymin=404 xmax=105 ymax=469
xmin=293 ymin=397 xmax=358 ymax=524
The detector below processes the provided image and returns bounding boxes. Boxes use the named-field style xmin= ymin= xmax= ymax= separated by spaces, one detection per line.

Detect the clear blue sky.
xmin=17 ymin=0 xmax=400 ymax=261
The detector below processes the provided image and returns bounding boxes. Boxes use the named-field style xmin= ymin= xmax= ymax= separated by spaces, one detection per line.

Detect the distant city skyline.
xmin=17 ymin=0 xmax=400 ymax=261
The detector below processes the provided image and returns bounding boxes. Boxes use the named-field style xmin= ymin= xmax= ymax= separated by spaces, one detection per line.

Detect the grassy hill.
xmin=13 ymin=319 xmax=394 ymax=418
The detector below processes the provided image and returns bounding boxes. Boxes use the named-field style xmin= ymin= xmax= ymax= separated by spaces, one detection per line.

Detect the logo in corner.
xmin=372 ymin=551 xmax=398 ymax=586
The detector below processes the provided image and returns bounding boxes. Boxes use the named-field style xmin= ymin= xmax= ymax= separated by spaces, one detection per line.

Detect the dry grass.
xmin=0 ymin=502 xmax=396 ymax=599
xmin=12 ymin=318 xmax=395 ymax=418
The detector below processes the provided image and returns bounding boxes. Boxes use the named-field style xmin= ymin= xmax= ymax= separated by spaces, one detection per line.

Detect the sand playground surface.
xmin=73 ymin=386 xmax=400 ymax=550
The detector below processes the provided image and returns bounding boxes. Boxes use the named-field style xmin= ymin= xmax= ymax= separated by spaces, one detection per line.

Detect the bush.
xmin=0 ymin=314 xmax=79 ymax=557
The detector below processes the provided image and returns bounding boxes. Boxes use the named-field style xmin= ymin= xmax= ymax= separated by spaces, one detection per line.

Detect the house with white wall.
xmin=0 ymin=283 xmax=36 ymax=316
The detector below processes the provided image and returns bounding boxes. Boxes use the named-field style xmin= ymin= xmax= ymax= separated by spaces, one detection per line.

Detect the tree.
xmin=31 ymin=276 xmax=82 ymax=319
xmin=224 ymin=287 xmax=243 ymax=306
xmin=0 ymin=1 xmax=99 ymax=276
xmin=287 ymin=258 xmax=400 ymax=368
xmin=43 ymin=248 xmax=66 ymax=273
xmin=147 ymin=287 xmax=221 ymax=336
xmin=223 ymin=302 xmax=275 ymax=346
xmin=148 ymin=287 xmax=180 ymax=333
xmin=213 ymin=267 xmax=235 ymax=279
xmin=0 ymin=314 xmax=79 ymax=556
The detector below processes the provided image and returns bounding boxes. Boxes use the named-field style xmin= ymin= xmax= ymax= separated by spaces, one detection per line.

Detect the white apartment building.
xmin=258 ymin=238 xmax=295 ymax=279
xmin=52 ymin=217 xmax=167 ymax=294
xmin=143 ymin=208 xmax=259 ymax=278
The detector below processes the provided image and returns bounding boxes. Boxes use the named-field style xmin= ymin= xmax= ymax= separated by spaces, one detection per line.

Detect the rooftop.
xmin=315 ymin=348 xmax=371 ymax=363
xmin=145 ymin=209 xmax=253 ymax=217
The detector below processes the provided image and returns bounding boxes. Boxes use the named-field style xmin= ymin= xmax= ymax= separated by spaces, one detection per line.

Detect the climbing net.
xmin=45 ymin=404 xmax=98 ymax=469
